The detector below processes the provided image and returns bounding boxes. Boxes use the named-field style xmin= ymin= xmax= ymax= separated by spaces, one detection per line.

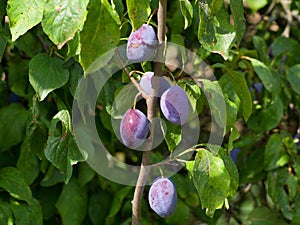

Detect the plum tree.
xmin=120 ymin=109 xmax=149 ymax=148
xmin=126 ymin=24 xmax=157 ymax=62
xmin=160 ymin=86 xmax=189 ymax=125
xmin=148 ymin=177 xmax=177 ymax=218
xmin=140 ymin=71 xmax=171 ymax=97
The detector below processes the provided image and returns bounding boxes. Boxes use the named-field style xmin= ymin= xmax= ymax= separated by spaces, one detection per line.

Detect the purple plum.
xmin=140 ymin=72 xmax=171 ymax=97
xmin=148 ymin=177 xmax=177 ymax=218
xmin=160 ymin=86 xmax=189 ymax=125
xmin=126 ymin=24 xmax=157 ymax=62
xmin=120 ymin=109 xmax=149 ymax=149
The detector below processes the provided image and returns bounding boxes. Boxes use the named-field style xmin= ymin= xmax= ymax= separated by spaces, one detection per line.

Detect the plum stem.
xmin=132 ymin=1 xmax=167 ymax=224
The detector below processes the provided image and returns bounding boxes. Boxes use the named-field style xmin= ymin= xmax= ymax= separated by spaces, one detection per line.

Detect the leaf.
xmin=0 ymin=167 xmax=32 ymax=204
xmin=217 ymin=65 xmax=252 ymax=121
xmin=29 ymin=53 xmax=70 ymax=101
xmin=0 ymin=201 xmax=12 ymax=225
xmin=179 ymin=0 xmax=193 ymax=29
xmin=198 ymin=5 xmax=236 ymax=60
xmin=248 ymin=58 xmax=279 ymax=93
xmin=106 ymin=187 xmax=132 ymax=224
xmin=17 ymin=139 xmax=40 ymax=185
xmin=126 ymin=0 xmax=151 ymax=30
xmin=253 ymin=36 xmax=269 ymax=64
xmin=245 ymin=0 xmax=268 ymax=12
xmin=56 ymin=179 xmax=88 ymax=225
xmin=10 ymin=198 xmax=43 ymax=225
xmin=88 ymin=190 xmax=112 ymax=225
xmin=192 ymin=150 xmax=231 ymax=217
xmin=248 ymin=95 xmax=284 ymax=132
xmin=35 ymin=186 xmax=61 ymax=220
xmin=246 ymin=206 xmax=288 ymax=225
xmin=265 ymin=134 xmax=289 ymax=170
xmin=229 ymin=0 xmax=245 ymax=45
xmin=163 ymin=119 xmax=182 ymax=152
xmin=7 ymin=0 xmax=43 ymax=41
xmin=200 ymin=79 xmax=226 ymax=133
xmin=80 ymin=0 xmax=120 ymax=70
xmin=165 ymin=199 xmax=190 ymax=225
xmin=179 ymin=79 xmax=201 ymax=112
xmin=287 ymin=64 xmax=300 ymax=94
xmin=44 ymin=110 xmax=87 ymax=183
xmin=0 ymin=103 xmax=28 ymax=152
xmin=267 ymin=169 xmax=294 ymax=220
xmin=42 ymin=0 xmax=89 ymax=49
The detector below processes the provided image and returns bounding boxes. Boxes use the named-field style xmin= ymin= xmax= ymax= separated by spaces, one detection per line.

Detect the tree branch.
xmin=131 ymin=1 xmax=167 ymax=224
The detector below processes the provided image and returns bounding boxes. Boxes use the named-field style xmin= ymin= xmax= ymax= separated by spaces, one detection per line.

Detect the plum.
xmin=126 ymin=24 xmax=157 ymax=62
xmin=120 ymin=109 xmax=149 ymax=149
xmin=148 ymin=177 xmax=177 ymax=218
xmin=160 ymin=86 xmax=189 ymax=125
xmin=140 ymin=72 xmax=171 ymax=97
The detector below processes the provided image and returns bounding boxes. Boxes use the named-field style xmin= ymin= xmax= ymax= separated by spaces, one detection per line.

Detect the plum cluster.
xmin=120 ymin=24 xmax=190 ymax=149
xmin=120 ymin=24 xmax=190 ymax=217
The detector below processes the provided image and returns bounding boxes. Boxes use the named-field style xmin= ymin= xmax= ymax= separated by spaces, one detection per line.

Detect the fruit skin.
xmin=120 ymin=109 xmax=149 ymax=149
xmin=140 ymin=72 xmax=171 ymax=96
xmin=160 ymin=86 xmax=189 ymax=125
xmin=126 ymin=24 xmax=157 ymax=62
xmin=148 ymin=177 xmax=177 ymax=218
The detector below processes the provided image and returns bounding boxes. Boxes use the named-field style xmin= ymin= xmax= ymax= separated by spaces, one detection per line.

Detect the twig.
xmin=281 ymin=0 xmax=292 ymax=38
xmin=131 ymin=1 xmax=167 ymax=224
xmin=115 ymin=50 xmax=148 ymax=100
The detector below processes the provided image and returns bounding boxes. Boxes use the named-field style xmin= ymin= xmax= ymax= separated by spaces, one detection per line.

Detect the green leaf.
xmin=287 ymin=64 xmax=300 ymax=94
xmin=267 ymin=169 xmax=294 ymax=220
xmin=222 ymin=67 xmax=252 ymax=121
xmin=253 ymin=36 xmax=269 ymax=64
xmin=77 ymin=162 xmax=95 ymax=187
xmin=35 ymin=186 xmax=61 ymax=220
xmin=248 ymin=58 xmax=279 ymax=93
xmin=192 ymin=150 xmax=231 ymax=217
xmin=15 ymin=32 xmax=43 ymax=58
xmin=106 ymin=186 xmax=132 ymax=224
xmin=179 ymin=79 xmax=201 ymax=112
xmin=126 ymin=0 xmax=150 ymax=30
xmin=0 ymin=167 xmax=32 ymax=204
xmin=230 ymin=0 xmax=245 ymax=45
xmin=56 ymin=179 xmax=88 ymax=225
xmin=7 ymin=0 xmax=43 ymax=41
xmin=200 ymin=79 xmax=226 ymax=132
xmin=44 ymin=110 xmax=87 ymax=183
xmin=179 ymin=0 xmax=193 ymax=29
xmin=0 ymin=201 xmax=12 ymax=225
xmin=80 ymin=0 xmax=120 ymax=70
xmin=198 ymin=5 xmax=235 ymax=60
xmin=29 ymin=53 xmax=69 ymax=101
xmin=217 ymin=148 xmax=239 ymax=197
xmin=42 ymin=0 xmax=89 ymax=49
xmin=40 ymin=165 xmax=65 ymax=187
xmin=7 ymin=57 xmax=29 ymax=97
xmin=163 ymin=119 xmax=182 ymax=152
xmin=0 ymin=104 xmax=28 ymax=152
xmin=165 ymin=199 xmax=190 ymax=225
xmin=0 ymin=27 xmax=8 ymax=62
xmin=88 ymin=190 xmax=112 ymax=225
xmin=246 ymin=206 xmax=288 ymax=225
xmin=248 ymin=95 xmax=284 ymax=131
xmin=17 ymin=139 xmax=40 ymax=185
xmin=10 ymin=198 xmax=43 ymax=225
xmin=245 ymin=0 xmax=268 ymax=12
xmin=265 ymin=134 xmax=289 ymax=170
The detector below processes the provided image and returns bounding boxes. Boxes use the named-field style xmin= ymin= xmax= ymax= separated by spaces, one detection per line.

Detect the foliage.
xmin=0 ymin=0 xmax=300 ymax=224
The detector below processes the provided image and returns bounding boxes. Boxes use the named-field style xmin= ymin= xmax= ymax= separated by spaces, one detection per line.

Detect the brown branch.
xmin=131 ymin=1 xmax=167 ymax=224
